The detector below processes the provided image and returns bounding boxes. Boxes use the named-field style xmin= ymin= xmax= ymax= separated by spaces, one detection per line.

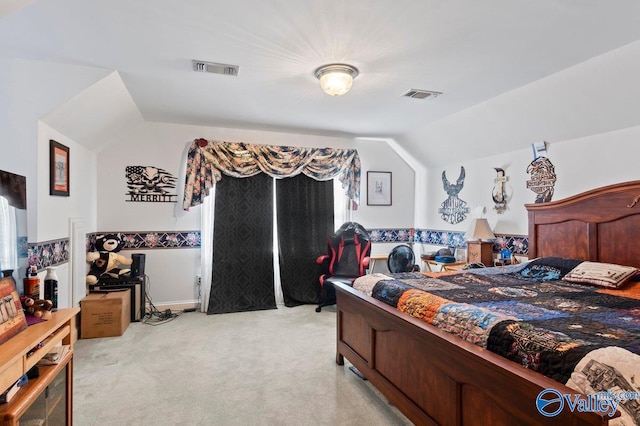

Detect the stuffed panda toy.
xmin=86 ymin=233 xmax=133 ymax=284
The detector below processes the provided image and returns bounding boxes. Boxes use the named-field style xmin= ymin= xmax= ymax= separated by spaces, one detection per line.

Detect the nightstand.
xmin=466 ymin=241 xmax=494 ymax=267
xmin=442 ymin=263 xmax=467 ymax=272
xmin=423 ymin=259 xmax=466 ymax=272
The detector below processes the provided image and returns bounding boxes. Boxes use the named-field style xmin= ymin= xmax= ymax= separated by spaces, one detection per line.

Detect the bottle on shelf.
xmin=44 ymin=267 xmax=59 ymax=310
xmin=23 ymin=265 xmax=40 ymax=298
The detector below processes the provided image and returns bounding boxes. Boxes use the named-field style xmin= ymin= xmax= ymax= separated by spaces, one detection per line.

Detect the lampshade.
xmin=314 ymin=64 xmax=359 ymax=96
xmin=465 ymin=218 xmax=495 ymax=241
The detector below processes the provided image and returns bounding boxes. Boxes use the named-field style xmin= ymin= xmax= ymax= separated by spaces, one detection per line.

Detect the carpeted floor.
xmin=73 ymin=304 xmax=413 ymax=425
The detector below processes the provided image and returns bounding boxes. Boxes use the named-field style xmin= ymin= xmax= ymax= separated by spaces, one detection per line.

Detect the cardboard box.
xmin=80 ymin=289 xmax=131 ymax=339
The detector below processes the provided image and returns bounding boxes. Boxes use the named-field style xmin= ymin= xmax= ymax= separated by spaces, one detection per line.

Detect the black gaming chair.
xmin=387 ymin=244 xmax=420 ymax=273
xmin=315 ymin=222 xmax=371 ymax=312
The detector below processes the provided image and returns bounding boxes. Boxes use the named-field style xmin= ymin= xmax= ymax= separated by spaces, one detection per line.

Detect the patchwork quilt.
xmin=353 ymin=268 xmax=640 ymax=424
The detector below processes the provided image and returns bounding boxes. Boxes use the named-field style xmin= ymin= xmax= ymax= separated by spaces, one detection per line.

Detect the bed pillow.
xmin=562 ymin=261 xmax=639 ymax=288
xmin=518 ymin=257 xmax=584 ymax=281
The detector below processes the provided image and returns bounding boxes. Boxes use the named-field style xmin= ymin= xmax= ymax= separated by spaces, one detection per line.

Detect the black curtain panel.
xmin=276 ymin=174 xmax=334 ymax=307
xmin=208 ymin=174 xmax=276 ymax=314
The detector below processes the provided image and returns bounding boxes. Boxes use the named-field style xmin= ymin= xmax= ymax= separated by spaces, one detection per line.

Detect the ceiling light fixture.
xmin=314 ymin=63 xmax=359 ymax=96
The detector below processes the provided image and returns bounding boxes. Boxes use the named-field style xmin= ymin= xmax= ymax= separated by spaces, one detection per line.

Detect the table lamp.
xmin=465 ymin=218 xmax=495 ymax=266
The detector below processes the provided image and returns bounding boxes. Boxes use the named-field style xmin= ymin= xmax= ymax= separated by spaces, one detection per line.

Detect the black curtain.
xmin=276 ymin=175 xmax=334 ymax=307
xmin=207 ymin=174 xmax=276 ymax=314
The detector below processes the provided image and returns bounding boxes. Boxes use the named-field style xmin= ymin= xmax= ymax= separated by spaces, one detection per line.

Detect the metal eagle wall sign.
xmin=126 ymin=166 xmax=178 ymax=203
xmin=439 ymin=166 xmax=469 ymax=224
xmin=526 ymin=156 xmax=556 ymax=203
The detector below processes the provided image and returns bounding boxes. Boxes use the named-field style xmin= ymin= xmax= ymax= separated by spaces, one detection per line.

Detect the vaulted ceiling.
xmin=2 ymin=0 xmax=640 ymax=167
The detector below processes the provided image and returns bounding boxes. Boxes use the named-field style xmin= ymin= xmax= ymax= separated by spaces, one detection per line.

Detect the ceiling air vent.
xmin=192 ymin=60 xmax=239 ymax=76
xmin=401 ymin=89 xmax=442 ymax=99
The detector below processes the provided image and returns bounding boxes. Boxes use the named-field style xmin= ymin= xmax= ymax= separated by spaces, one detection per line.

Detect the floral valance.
xmin=182 ymin=139 xmax=361 ymax=210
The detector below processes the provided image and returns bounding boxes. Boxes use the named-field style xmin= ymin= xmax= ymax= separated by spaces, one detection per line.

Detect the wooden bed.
xmin=334 ymin=180 xmax=640 ymax=426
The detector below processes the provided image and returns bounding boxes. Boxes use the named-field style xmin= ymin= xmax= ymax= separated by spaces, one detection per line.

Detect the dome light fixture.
xmin=314 ymin=63 xmax=359 ymax=96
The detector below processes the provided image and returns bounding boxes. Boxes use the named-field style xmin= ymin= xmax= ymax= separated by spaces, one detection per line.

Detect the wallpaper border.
xmin=28 ymin=228 xmax=528 ymax=270
xmin=27 ymin=238 xmax=70 ymax=271
xmin=370 ymin=228 xmax=529 ymax=256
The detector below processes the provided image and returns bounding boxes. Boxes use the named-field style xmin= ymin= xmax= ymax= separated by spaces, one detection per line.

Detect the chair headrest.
xmin=332 ymin=222 xmax=370 ymax=242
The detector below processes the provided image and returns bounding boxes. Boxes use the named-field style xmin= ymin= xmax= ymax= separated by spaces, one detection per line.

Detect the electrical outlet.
xmin=194 ymin=275 xmax=202 ymax=304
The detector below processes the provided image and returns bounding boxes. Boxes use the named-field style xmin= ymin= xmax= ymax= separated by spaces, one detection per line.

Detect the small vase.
xmin=44 ymin=267 xmax=59 ymax=310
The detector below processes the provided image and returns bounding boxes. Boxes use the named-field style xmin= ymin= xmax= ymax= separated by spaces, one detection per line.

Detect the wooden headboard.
xmin=526 ymin=180 xmax=640 ymax=270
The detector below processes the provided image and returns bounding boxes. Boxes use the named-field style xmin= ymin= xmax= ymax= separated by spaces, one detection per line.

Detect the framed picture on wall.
xmin=367 ymin=171 xmax=392 ymax=206
xmin=49 ymin=140 xmax=70 ymax=196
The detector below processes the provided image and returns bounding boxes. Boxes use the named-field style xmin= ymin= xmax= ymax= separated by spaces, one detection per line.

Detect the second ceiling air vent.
xmin=192 ymin=60 xmax=239 ymax=76
xmin=401 ymin=89 xmax=442 ymax=99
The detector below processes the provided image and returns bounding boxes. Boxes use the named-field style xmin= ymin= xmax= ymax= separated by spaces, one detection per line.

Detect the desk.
xmin=369 ymin=255 xmax=388 ymax=273
xmin=442 ymin=262 xmax=467 ymax=272
xmin=423 ymin=258 xmax=466 ymax=272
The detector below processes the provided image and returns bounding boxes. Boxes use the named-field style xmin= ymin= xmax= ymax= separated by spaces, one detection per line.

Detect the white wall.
xmin=34 ymin=122 xmax=97 ymax=308
xmin=0 ymin=57 xmax=108 ymax=308
xmin=351 ymin=138 xmax=416 ymax=256
xmin=36 ymin=122 xmax=97 ymax=242
xmin=420 ymin=125 xmax=640 ymax=255
xmin=97 ymin=121 xmax=414 ymax=306
xmin=351 ymin=138 xmax=415 ymax=229
xmin=0 ymin=57 xmax=110 ymax=240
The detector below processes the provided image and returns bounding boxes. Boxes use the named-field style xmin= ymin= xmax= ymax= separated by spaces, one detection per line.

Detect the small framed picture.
xmin=50 ymin=140 xmax=70 ymax=196
xmin=0 ymin=276 xmax=28 ymax=344
xmin=367 ymin=171 xmax=392 ymax=206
